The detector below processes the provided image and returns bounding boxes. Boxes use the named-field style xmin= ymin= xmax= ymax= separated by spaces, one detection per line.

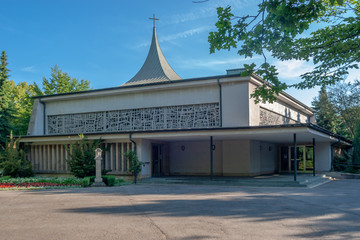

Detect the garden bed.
xmin=0 ymin=176 xmax=129 ymax=190
xmin=0 ymin=177 xmax=84 ymax=190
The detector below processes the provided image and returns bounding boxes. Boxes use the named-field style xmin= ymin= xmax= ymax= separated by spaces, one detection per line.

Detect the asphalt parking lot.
xmin=0 ymin=179 xmax=359 ymax=240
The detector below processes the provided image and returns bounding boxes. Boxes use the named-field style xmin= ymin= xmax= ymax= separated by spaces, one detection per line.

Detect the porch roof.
xmin=20 ymin=124 xmax=351 ymax=146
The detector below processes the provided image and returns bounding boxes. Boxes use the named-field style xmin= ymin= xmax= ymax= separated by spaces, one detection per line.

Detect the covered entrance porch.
xmin=135 ymin=124 xmax=350 ymax=179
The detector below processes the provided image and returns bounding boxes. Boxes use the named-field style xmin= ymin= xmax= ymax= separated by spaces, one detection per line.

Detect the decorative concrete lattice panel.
xmin=259 ymin=108 xmax=296 ymax=126
xmin=48 ymin=103 xmax=220 ymax=134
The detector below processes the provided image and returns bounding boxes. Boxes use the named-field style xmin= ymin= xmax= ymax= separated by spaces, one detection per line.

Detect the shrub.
xmin=0 ymin=133 xmax=33 ymax=178
xmin=61 ymin=177 xmax=80 ymax=185
xmin=124 ymin=150 xmax=142 ymax=184
xmin=66 ymin=134 xmax=102 ymax=178
xmin=103 ymin=175 xmax=116 ymax=186
xmin=86 ymin=175 xmax=116 ymax=186
xmin=81 ymin=177 xmax=92 ymax=187
xmin=333 ymin=150 xmax=353 ymax=172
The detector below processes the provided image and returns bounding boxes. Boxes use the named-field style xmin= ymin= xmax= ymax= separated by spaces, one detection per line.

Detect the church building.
xmin=21 ymin=23 xmax=351 ymax=178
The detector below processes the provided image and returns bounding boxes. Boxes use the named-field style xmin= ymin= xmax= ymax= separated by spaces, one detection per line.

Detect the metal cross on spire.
xmin=149 ymin=14 xmax=159 ymax=27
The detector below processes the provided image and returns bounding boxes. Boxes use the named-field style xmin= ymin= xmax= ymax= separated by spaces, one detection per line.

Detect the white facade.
xmin=22 ymin=73 xmax=347 ymax=177
xmin=22 ymin=25 xmax=349 ymax=178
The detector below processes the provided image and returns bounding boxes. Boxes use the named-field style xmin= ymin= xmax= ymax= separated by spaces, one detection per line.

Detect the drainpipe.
xmin=38 ymin=98 xmax=46 ymax=135
xmin=217 ymin=77 xmax=223 ymax=127
xmin=129 ymin=133 xmax=137 ymax=153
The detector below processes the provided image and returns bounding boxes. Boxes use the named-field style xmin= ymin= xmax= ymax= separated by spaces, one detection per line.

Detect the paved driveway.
xmin=0 ymin=180 xmax=359 ymax=240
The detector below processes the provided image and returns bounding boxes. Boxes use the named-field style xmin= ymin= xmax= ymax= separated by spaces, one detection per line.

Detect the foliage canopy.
xmin=312 ymin=81 xmax=360 ymax=139
xmin=328 ymin=80 xmax=360 ymax=138
xmin=209 ymin=0 xmax=360 ymax=103
xmin=0 ymin=54 xmax=92 ymax=136
xmin=42 ymin=64 xmax=91 ymax=95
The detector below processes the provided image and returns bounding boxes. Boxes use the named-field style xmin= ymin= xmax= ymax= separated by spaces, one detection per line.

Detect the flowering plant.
xmin=0 ymin=176 xmax=84 ymax=190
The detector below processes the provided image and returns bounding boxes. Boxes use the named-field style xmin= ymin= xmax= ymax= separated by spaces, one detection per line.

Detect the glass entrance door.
xmin=280 ymin=145 xmax=314 ymax=172
xmin=152 ymin=144 xmax=164 ymax=177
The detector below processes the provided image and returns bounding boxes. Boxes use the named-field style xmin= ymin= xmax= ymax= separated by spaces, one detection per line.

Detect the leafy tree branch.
xmin=209 ymin=0 xmax=360 ymax=103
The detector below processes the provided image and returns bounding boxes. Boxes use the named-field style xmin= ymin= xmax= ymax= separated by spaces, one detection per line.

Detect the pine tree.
xmin=312 ymin=86 xmax=344 ymax=135
xmin=0 ymin=131 xmax=33 ymax=177
xmin=0 ymin=51 xmax=12 ymax=146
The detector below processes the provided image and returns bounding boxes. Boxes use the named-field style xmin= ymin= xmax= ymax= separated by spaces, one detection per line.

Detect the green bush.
xmin=103 ymin=175 xmax=116 ymax=186
xmin=81 ymin=177 xmax=92 ymax=187
xmin=66 ymin=134 xmax=102 ymax=178
xmin=86 ymin=175 xmax=116 ymax=186
xmin=61 ymin=177 xmax=80 ymax=185
xmin=0 ymin=133 xmax=33 ymax=178
xmin=124 ymin=150 xmax=142 ymax=184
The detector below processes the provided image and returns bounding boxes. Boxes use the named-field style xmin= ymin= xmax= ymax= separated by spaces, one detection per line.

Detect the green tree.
xmin=353 ymin=119 xmax=360 ymax=163
xmin=42 ymin=64 xmax=91 ymax=95
xmin=0 ymin=51 xmax=13 ymax=146
xmin=328 ymin=80 xmax=360 ymax=138
xmin=66 ymin=134 xmax=102 ymax=178
xmin=7 ymin=81 xmax=40 ymax=136
xmin=0 ymin=132 xmax=33 ymax=177
xmin=209 ymin=0 xmax=360 ymax=103
xmin=312 ymin=85 xmax=346 ymax=136
xmin=6 ymin=65 xmax=91 ymax=136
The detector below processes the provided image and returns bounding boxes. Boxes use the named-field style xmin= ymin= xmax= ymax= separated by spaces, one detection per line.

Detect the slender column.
xmin=47 ymin=145 xmax=50 ymax=171
xmin=313 ymin=138 xmax=316 ymax=176
xmin=40 ymin=145 xmax=43 ymax=171
xmin=121 ymin=143 xmax=125 ymax=172
xmin=34 ymin=146 xmax=39 ymax=171
xmin=56 ymin=144 xmax=59 ymax=171
xmin=110 ymin=144 xmax=114 ymax=171
xmin=52 ymin=145 xmax=56 ymax=171
xmin=115 ymin=143 xmax=120 ymax=171
xmin=60 ymin=145 xmax=64 ymax=172
xmin=105 ymin=143 xmax=109 ymax=170
xmin=210 ymin=136 xmax=214 ymax=180
xmin=294 ymin=133 xmax=297 ymax=181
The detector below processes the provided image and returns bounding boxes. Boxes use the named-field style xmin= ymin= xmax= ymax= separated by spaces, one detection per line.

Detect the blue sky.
xmin=1 ymin=0 xmax=358 ymax=106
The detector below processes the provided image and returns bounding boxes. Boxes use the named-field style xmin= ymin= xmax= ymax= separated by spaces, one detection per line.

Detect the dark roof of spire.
xmin=123 ymin=27 xmax=181 ymax=86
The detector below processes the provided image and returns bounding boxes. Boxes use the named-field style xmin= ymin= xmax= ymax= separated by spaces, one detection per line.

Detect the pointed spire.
xmin=123 ymin=22 xmax=181 ymax=86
